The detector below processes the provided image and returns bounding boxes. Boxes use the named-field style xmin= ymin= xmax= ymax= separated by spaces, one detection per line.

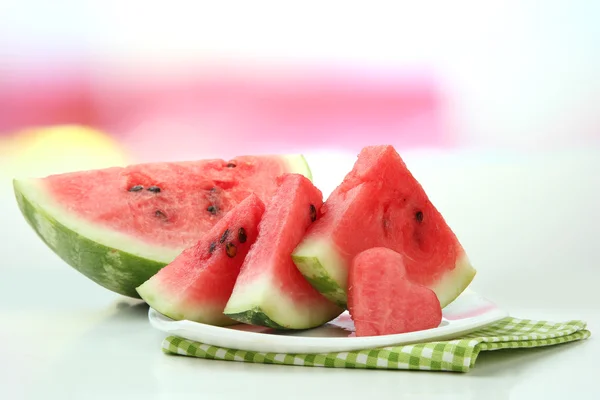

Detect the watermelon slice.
xmin=224 ymin=174 xmax=343 ymax=330
xmin=348 ymin=247 xmax=443 ymax=337
xmin=292 ymin=145 xmax=476 ymax=308
xmin=136 ymin=193 xmax=265 ymax=325
xmin=13 ymin=154 xmax=311 ymax=298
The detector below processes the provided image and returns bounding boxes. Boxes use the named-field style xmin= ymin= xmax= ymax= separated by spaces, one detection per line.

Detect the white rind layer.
xmin=137 ymin=278 xmax=236 ymax=326
xmin=223 ymin=275 xmax=343 ymax=329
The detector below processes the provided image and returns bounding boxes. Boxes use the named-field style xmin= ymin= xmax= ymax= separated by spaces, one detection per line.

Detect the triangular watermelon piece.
xmin=292 ymin=145 xmax=476 ymax=309
xmin=136 ymin=193 xmax=265 ymax=325
xmin=224 ymin=174 xmax=343 ymax=330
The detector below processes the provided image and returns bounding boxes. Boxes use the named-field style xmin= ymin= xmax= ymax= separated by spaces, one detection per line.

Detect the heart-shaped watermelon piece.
xmin=348 ymin=247 xmax=443 ymax=337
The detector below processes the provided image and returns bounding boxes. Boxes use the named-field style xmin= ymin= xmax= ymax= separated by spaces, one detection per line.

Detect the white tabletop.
xmin=2 ymin=147 xmax=599 ymax=400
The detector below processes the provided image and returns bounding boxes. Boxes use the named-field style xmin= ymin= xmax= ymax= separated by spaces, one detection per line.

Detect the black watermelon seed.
xmin=415 ymin=210 xmax=424 ymax=223
xmin=147 ymin=186 xmax=161 ymax=193
xmin=226 ymin=242 xmax=237 ymax=258
xmin=129 ymin=185 xmax=143 ymax=192
xmin=219 ymin=229 xmax=230 ymax=244
xmin=155 ymin=210 xmax=167 ymax=219
xmin=226 ymin=162 xmax=236 ymax=168
xmin=207 ymin=205 xmax=218 ymax=215
xmin=309 ymin=204 xmax=317 ymax=222
xmin=209 ymin=242 xmax=216 ymax=253
xmin=238 ymin=227 xmax=247 ymax=243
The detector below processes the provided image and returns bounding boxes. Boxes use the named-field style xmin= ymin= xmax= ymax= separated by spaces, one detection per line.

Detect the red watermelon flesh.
xmin=136 ymin=193 xmax=265 ymax=325
xmin=42 ymin=155 xmax=306 ymax=249
xmin=348 ymin=247 xmax=443 ymax=337
xmin=292 ymin=145 xmax=476 ymax=309
xmin=223 ymin=174 xmax=343 ymax=330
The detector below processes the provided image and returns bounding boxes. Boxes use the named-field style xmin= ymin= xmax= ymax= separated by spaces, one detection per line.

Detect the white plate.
xmin=148 ymin=289 xmax=509 ymax=354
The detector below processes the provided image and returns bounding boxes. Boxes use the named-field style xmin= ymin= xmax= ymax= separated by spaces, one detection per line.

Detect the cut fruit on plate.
xmin=224 ymin=174 xmax=343 ymax=330
xmin=136 ymin=194 xmax=265 ymax=326
xmin=292 ymin=145 xmax=476 ymax=309
xmin=148 ymin=289 xmax=508 ymax=354
xmin=13 ymin=153 xmax=311 ymax=298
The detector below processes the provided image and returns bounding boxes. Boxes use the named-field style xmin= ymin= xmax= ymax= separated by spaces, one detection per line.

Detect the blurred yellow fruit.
xmin=1 ymin=125 xmax=130 ymax=179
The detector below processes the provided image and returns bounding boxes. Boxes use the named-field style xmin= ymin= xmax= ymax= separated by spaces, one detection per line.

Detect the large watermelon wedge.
xmin=13 ymin=154 xmax=311 ymax=298
xmin=292 ymin=145 xmax=476 ymax=309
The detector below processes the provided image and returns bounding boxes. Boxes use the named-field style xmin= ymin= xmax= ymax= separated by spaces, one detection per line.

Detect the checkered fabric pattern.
xmin=161 ymin=317 xmax=590 ymax=372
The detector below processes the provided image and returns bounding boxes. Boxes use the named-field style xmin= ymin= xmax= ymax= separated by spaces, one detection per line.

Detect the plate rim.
xmin=148 ymin=292 xmax=510 ymax=353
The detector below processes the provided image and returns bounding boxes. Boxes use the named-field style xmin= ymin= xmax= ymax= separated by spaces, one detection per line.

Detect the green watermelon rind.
xmin=223 ymin=308 xmax=288 ymax=330
xmin=292 ymin=261 xmax=348 ymax=309
xmin=291 ymin=154 xmax=313 ymax=182
xmin=12 ymin=154 xmax=313 ymax=299
xmin=13 ymin=179 xmax=167 ymax=298
xmin=224 ymin=303 xmax=343 ymax=331
xmin=291 ymin=261 xmax=348 ymax=309
xmin=292 ymin=237 xmax=477 ymax=309
xmin=292 ymin=238 xmax=349 ymax=308
xmin=223 ymin=276 xmax=343 ymax=330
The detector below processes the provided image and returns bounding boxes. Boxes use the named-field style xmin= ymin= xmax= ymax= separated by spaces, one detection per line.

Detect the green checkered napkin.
xmin=161 ymin=317 xmax=590 ymax=372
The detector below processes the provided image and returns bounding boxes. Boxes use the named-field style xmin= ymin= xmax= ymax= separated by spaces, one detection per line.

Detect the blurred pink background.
xmin=0 ymin=64 xmax=448 ymax=161
xmin=1 ymin=0 xmax=599 ymax=165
